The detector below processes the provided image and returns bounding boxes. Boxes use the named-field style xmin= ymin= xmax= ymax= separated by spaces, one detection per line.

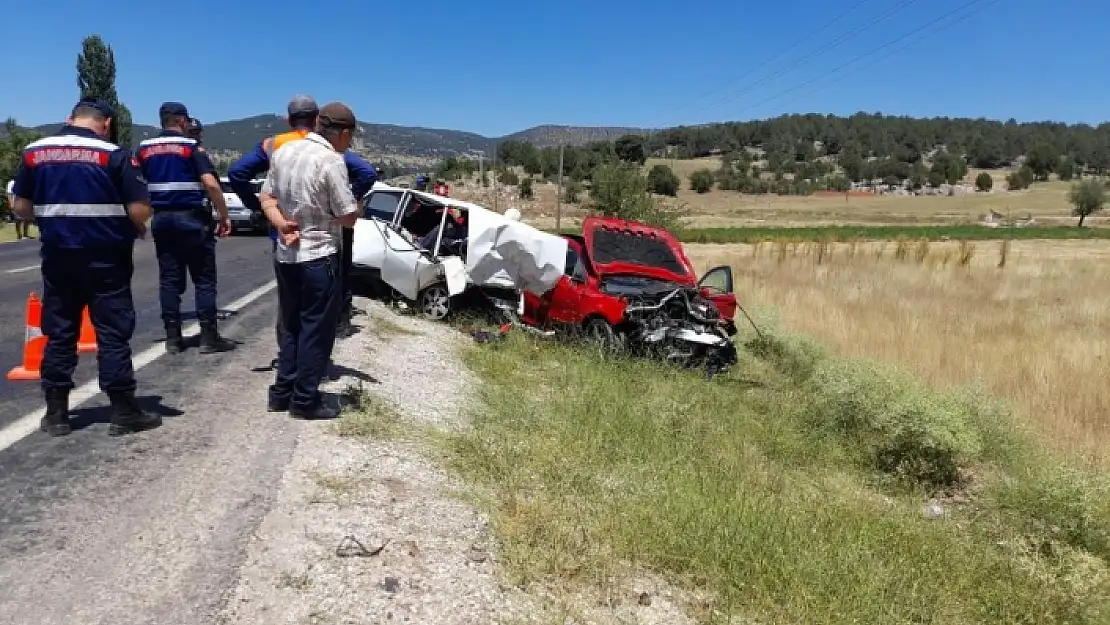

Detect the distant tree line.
xmin=474 ymin=112 xmax=1110 ymax=197
xmin=429 ymin=112 xmax=1110 ymax=228
xmin=646 ymin=112 xmax=1110 ymax=171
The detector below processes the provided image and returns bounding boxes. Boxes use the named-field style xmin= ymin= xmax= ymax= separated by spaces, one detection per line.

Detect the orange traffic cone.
xmin=78 ymin=306 xmax=97 ymax=353
xmin=8 ymin=292 xmax=46 ymax=381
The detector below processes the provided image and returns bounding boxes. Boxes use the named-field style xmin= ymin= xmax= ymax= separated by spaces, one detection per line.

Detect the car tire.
xmin=582 ymin=317 xmax=621 ymax=354
xmin=418 ymin=284 xmax=452 ymax=321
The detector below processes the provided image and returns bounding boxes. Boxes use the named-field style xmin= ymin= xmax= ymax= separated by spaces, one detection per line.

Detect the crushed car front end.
xmin=602 ymin=276 xmax=739 ymax=376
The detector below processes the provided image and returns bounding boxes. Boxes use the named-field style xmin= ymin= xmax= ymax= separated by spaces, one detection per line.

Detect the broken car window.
xmin=565 ymin=247 xmax=587 ymax=281
xmin=366 ymin=191 xmax=403 ymax=221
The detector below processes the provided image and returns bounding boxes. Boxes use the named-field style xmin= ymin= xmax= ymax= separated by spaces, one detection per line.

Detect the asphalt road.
xmin=0 ymin=233 xmax=304 ymax=624
xmin=0 ymin=234 xmax=275 ymax=428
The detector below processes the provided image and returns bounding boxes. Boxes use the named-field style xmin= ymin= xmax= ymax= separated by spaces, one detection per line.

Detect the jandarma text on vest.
xmin=139 ymin=144 xmax=193 ymax=158
xmin=27 ymin=148 xmax=109 ymax=166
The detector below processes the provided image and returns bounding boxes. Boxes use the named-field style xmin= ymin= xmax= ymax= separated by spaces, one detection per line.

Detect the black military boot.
xmin=107 ymin=390 xmax=162 ymax=436
xmin=199 ymin=324 xmax=236 ymax=354
xmin=336 ymin=309 xmax=358 ymax=339
xmin=165 ymin=324 xmax=184 ymax=355
xmin=290 ymin=402 xmax=341 ymax=420
xmin=40 ymin=388 xmax=72 ymax=437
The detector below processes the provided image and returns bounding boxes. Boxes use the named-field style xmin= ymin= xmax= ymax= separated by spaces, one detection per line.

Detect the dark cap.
xmin=287 ymin=94 xmax=319 ymax=117
xmin=72 ymin=97 xmax=115 ymax=119
xmin=318 ymin=102 xmax=357 ymax=129
xmin=188 ymin=118 xmax=203 ymax=131
xmin=159 ymin=101 xmax=190 ymax=117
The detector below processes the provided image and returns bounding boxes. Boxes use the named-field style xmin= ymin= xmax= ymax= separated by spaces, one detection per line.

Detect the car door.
xmin=542 ymin=242 xmax=588 ymax=326
xmin=697 ymin=265 xmax=736 ymax=320
xmin=523 ymin=240 xmax=571 ymax=326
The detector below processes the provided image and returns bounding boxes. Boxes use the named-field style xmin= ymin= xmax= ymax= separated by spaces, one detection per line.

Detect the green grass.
xmin=333 ymin=381 xmax=405 ymax=439
xmin=442 ymin=327 xmax=1110 ymax=624
xmin=0 ymin=222 xmax=37 ymax=243
xmin=551 ymin=224 xmax=1110 ymax=244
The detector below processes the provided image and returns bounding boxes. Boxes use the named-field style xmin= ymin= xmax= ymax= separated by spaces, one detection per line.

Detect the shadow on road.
xmin=67 ymin=394 xmax=184 ymax=432
xmin=328 ymin=362 xmax=378 ymax=384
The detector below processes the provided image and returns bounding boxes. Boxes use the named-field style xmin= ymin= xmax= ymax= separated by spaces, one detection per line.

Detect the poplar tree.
xmin=76 ymin=35 xmax=133 ymax=147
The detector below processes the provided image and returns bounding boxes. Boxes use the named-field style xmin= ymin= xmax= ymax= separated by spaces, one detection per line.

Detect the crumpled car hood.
xmin=582 ymin=216 xmax=696 ymax=285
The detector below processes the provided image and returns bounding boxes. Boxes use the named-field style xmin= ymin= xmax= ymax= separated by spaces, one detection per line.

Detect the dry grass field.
xmin=436 ymin=179 xmax=1110 ymax=621
xmin=450 ymin=236 xmax=1110 ymax=623
xmin=450 ymin=159 xmax=1104 ymax=230
xmin=438 ymin=159 xmax=1110 ymax=623
xmin=685 ymin=239 xmax=1110 ymax=467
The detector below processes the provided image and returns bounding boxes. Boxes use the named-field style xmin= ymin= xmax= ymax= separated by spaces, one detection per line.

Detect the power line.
xmin=768 ymin=0 xmax=1002 ymax=113
xmin=648 ymin=0 xmax=875 ymax=128
xmin=649 ymin=0 xmax=920 ymax=129
xmin=724 ymin=0 xmax=1001 ymax=119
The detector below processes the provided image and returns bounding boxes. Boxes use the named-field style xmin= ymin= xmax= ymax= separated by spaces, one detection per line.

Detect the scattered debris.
xmin=923 ymin=502 xmax=945 ymax=519
xmin=335 ymin=535 xmax=388 ymax=558
xmin=467 ymin=543 xmax=489 ymax=563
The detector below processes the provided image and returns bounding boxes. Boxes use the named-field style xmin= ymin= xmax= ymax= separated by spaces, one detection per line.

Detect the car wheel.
xmin=418 ymin=284 xmax=451 ymax=321
xmin=582 ymin=317 xmax=620 ymax=354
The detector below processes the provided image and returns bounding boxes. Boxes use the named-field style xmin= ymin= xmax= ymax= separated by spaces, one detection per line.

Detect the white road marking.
xmin=5 ymin=264 xmax=38 ymax=274
xmin=0 ymin=279 xmax=277 ymax=452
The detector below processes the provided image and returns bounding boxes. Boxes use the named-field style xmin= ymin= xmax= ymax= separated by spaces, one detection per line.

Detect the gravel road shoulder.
xmin=217 ymin=297 xmax=698 ymax=625
xmin=216 ymin=298 xmax=543 ymax=625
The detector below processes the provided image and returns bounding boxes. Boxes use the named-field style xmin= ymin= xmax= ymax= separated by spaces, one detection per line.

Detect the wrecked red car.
xmin=520 ymin=216 xmax=739 ymax=374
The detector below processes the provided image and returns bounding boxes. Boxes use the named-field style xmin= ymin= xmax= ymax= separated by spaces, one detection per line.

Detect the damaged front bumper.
xmin=629 ymin=319 xmax=739 ymax=377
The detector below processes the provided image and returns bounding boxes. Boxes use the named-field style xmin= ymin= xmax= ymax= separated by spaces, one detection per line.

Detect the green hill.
xmin=3 ymin=115 xmax=640 ymax=159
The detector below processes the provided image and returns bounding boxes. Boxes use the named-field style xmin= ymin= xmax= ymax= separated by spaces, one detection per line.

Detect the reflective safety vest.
xmin=262 ymin=130 xmax=311 ymax=242
xmin=137 ymin=134 xmax=205 ymax=209
xmin=20 ymin=131 xmax=135 ymax=249
xmin=263 ymin=129 xmax=311 ymax=158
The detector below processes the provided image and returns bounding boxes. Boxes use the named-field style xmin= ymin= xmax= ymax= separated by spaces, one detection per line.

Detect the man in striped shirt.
xmin=259 ymin=102 xmax=362 ymax=419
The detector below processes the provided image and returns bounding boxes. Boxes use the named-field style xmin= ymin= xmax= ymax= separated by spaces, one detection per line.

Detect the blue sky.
xmin=2 ymin=0 xmax=1104 ymax=136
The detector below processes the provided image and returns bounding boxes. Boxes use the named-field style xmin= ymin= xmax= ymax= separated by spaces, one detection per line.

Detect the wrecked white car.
xmin=350 ymin=183 xmax=568 ymax=320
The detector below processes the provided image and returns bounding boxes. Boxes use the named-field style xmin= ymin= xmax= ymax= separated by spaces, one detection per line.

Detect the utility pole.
xmin=556 ymin=143 xmax=564 ymax=232
xmin=493 ymin=151 xmax=499 ymax=213
xmin=478 ymin=153 xmax=485 ymax=203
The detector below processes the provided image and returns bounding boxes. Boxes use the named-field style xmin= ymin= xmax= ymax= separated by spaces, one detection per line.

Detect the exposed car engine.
xmin=603 ymin=277 xmax=739 ymax=376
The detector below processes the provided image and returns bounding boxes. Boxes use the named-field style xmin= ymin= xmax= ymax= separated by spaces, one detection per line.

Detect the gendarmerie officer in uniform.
xmin=137 ymin=102 xmax=236 ymax=355
xmin=9 ymin=98 xmax=161 ymax=436
xmin=187 ymin=117 xmax=219 ymax=236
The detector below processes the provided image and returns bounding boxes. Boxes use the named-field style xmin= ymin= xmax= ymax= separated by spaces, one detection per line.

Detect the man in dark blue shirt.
xmin=137 ymin=102 xmax=235 ymax=355
xmin=10 ymin=98 xmax=162 ymax=437
xmin=228 ymin=95 xmax=378 ymax=351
